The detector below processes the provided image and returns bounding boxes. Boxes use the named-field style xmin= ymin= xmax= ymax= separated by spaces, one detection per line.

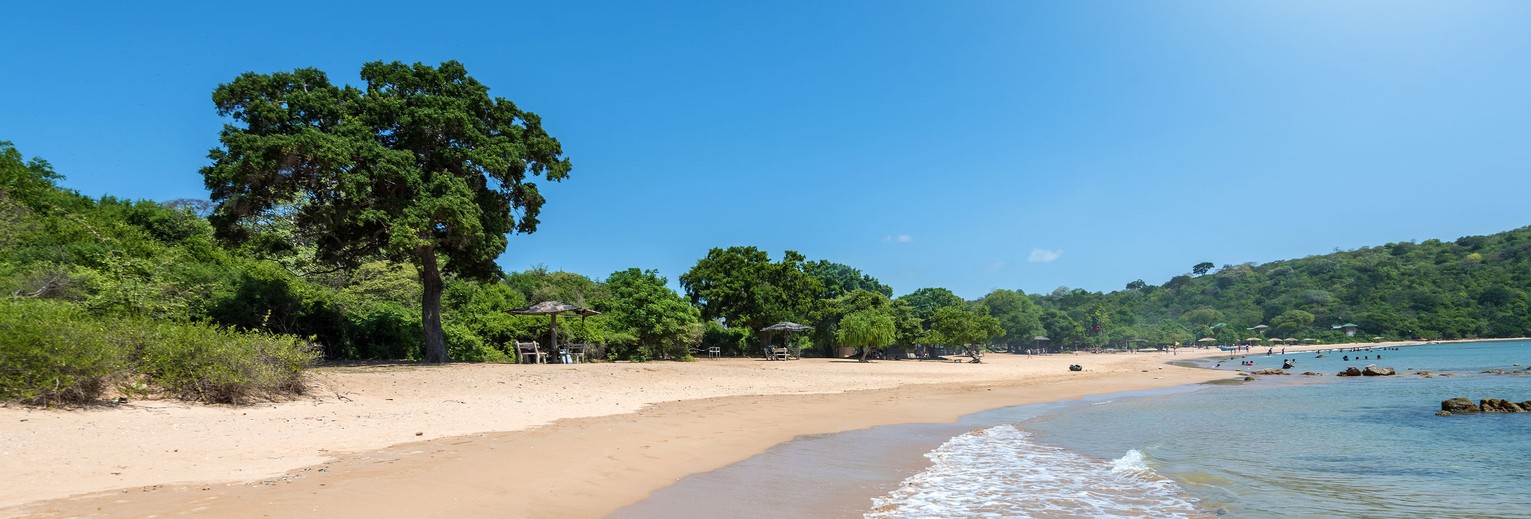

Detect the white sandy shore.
xmin=0 ymin=340 xmax=1451 ymax=517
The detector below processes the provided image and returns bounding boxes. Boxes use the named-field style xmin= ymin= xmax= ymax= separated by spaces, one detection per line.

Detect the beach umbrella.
xmin=1196 ymin=337 xmax=1217 ymax=343
xmin=510 ymin=301 xmax=601 ymax=353
xmin=1245 ymin=337 xmax=1263 ymax=342
xmin=1284 ymin=338 xmax=1299 ymax=343
xmin=760 ymin=321 xmax=814 ymax=352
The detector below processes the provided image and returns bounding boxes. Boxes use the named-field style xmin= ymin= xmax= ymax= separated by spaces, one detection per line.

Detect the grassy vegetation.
xmin=0 ymin=299 xmax=316 ymax=405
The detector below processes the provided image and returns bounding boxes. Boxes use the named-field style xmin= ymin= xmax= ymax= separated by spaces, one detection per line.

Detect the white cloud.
xmin=883 ymin=234 xmax=914 ymax=244
xmin=1028 ymin=248 xmax=1063 ymax=263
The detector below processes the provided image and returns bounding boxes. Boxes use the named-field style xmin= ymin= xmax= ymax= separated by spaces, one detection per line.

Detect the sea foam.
xmin=867 ymin=425 xmax=1207 ymax=518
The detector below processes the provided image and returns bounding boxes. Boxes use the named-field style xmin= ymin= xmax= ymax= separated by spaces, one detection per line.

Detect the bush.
xmin=444 ymin=323 xmax=511 ymax=363
xmin=132 ymin=321 xmax=317 ymax=404
xmin=0 ymin=299 xmax=126 ymax=405
xmin=0 ymin=298 xmax=318 ymax=405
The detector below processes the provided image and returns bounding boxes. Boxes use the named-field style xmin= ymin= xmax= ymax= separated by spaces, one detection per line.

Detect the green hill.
xmin=1031 ymin=227 xmax=1531 ymax=346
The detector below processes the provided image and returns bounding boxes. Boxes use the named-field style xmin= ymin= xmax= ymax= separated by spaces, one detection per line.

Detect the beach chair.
xmin=567 ymin=344 xmax=588 ymax=363
xmin=515 ymin=341 xmax=546 ymax=364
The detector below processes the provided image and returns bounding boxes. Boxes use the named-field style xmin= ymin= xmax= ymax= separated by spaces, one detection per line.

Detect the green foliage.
xmin=0 ymin=299 xmax=316 ymax=405
xmin=602 ymin=268 xmax=701 ymax=360
xmin=805 ymin=260 xmax=892 ymax=298
xmin=202 ymin=61 xmax=572 ymax=362
xmin=897 ymin=287 xmax=965 ymax=326
xmin=836 ymin=308 xmax=896 ymax=362
xmin=680 ymin=246 xmax=824 ymax=343
xmin=977 ymin=289 xmax=1042 ymax=347
xmin=701 ymin=320 xmax=752 ymax=357
xmin=1034 ymin=227 xmax=1531 ymax=347
xmin=130 ymin=320 xmax=318 ymax=404
xmin=926 ymin=305 xmax=1004 ymax=349
xmin=0 ymin=299 xmax=125 ymax=405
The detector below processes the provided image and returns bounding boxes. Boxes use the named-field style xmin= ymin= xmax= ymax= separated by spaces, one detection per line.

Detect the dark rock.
xmin=1441 ymin=398 xmax=1480 ymax=414
xmin=1482 ymin=370 xmax=1510 ymax=375
xmin=1244 ymin=376 xmax=1255 ymax=381
xmin=1480 ymin=399 xmax=1526 ymax=413
xmin=1436 ymin=410 xmax=1452 ymax=416
xmin=1362 ymin=365 xmax=1396 ymax=376
xmin=1302 ymin=372 xmax=1323 ymax=376
xmin=1251 ymin=368 xmax=1287 ymax=375
xmin=1068 ymin=364 xmax=1082 ymax=372
xmin=1337 ymin=366 xmax=1363 ymax=377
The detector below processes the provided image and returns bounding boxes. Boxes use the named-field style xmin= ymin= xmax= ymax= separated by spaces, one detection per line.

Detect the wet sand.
xmin=3 ymin=342 xmax=1440 ymax=518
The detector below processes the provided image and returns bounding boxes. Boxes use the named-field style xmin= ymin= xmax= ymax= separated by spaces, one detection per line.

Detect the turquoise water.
xmin=617 ymin=341 xmax=1531 ymax=518
xmin=1010 ymin=341 xmax=1531 ymax=518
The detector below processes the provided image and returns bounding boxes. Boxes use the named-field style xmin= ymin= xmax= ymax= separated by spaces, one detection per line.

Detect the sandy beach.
xmin=1 ymin=343 xmax=1402 ymax=518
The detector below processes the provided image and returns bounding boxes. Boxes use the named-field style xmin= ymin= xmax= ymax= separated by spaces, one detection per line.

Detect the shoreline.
xmin=0 ymin=339 xmax=1477 ymax=517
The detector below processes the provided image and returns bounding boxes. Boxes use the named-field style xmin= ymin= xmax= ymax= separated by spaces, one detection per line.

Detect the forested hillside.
xmin=1031 ymin=228 xmax=1531 ymax=346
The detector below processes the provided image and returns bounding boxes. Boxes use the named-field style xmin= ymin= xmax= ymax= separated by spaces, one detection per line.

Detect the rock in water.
xmin=1441 ymin=398 xmax=1481 ymax=414
xmin=1362 ymin=365 xmax=1396 ymax=376
xmin=1436 ymin=410 xmax=1452 ymax=416
xmin=1479 ymin=399 xmax=1526 ymax=413
xmin=1337 ymin=366 xmax=1363 ymax=377
xmin=1251 ymin=368 xmax=1287 ymax=375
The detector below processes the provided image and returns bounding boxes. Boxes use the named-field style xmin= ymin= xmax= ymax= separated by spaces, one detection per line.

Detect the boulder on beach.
xmin=1337 ymin=366 xmax=1363 ymax=377
xmin=1362 ymin=365 xmax=1396 ymax=376
xmin=1068 ymin=364 xmax=1083 ymax=372
xmin=1441 ymin=398 xmax=1480 ymax=414
xmin=1479 ymin=399 xmax=1526 ymax=413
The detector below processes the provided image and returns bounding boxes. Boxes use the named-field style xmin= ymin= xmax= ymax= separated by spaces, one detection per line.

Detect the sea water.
xmin=869 ymin=341 xmax=1531 ymax=518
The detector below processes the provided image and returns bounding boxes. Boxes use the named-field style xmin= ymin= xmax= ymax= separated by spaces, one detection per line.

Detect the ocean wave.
xmin=867 ymin=425 xmax=1208 ymax=518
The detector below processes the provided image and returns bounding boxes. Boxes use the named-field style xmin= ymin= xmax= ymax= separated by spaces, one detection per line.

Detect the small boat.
xmin=1218 ymin=346 xmax=1237 ymax=352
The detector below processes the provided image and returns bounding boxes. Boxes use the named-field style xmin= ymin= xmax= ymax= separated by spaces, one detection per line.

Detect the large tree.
xmin=978 ymin=289 xmax=1042 ymax=347
xmin=836 ymin=308 xmax=896 ymax=362
xmin=202 ymin=61 xmax=571 ymax=362
xmin=925 ymin=305 xmax=1003 ymax=363
xmin=679 ymin=247 xmax=823 ymax=344
xmin=603 ymin=268 xmax=702 ymax=359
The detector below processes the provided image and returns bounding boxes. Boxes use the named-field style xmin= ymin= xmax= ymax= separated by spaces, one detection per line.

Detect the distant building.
xmin=1332 ymin=323 xmax=1359 ymax=337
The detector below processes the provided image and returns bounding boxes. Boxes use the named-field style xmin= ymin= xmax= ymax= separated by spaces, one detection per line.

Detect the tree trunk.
xmin=420 ymin=248 xmax=448 ymax=363
xmin=859 ymin=344 xmax=869 ymax=362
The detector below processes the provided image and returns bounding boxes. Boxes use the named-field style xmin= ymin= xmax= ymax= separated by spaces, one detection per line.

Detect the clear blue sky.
xmin=4 ymin=1 xmax=1530 ymax=299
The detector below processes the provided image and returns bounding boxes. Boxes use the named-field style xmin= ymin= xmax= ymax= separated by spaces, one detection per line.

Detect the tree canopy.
xmin=678 ymin=246 xmax=823 ymax=341
xmin=201 ymin=61 xmax=571 ymax=362
xmin=836 ymin=308 xmax=897 ymax=362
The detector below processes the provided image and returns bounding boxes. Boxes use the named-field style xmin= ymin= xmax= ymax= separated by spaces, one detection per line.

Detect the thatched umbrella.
xmin=760 ymin=322 xmax=814 ymax=359
xmin=510 ymin=301 xmax=601 ymax=353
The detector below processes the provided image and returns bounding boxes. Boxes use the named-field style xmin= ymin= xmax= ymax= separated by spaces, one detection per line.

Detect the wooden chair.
xmin=770 ymin=346 xmax=789 ymax=361
xmin=515 ymin=341 xmax=546 ymax=364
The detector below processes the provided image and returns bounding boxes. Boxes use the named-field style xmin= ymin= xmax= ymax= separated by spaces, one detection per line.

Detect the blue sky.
xmin=3 ymin=1 xmax=1530 ymax=299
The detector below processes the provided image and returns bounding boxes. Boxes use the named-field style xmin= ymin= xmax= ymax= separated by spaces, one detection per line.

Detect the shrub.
xmin=444 ymin=323 xmax=510 ymax=363
xmin=133 ymin=321 xmax=318 ymax=404
xmin=1 ymin=298 xmax=318 ymax=405
xmin=0 ymin=299 xmax=126 ymax=405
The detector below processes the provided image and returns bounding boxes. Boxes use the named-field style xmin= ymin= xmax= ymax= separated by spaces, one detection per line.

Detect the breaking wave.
xmin=867 ymin=425 xmax=1208 ymax=518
